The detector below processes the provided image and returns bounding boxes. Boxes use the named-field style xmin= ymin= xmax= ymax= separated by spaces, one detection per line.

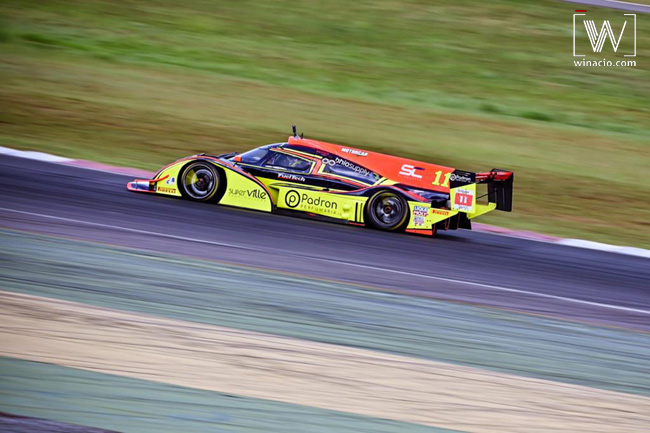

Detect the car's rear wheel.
xmin=179 ymin=161 xmax=225 ymax=202
xmin=365 ymin=190 xmax=409 ymax=231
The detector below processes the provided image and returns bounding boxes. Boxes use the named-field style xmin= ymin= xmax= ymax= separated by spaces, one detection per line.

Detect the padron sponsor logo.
xmin=302 ymin=194 xmax=338 ymax=210
xmin=285 ymin=190 xmax=301 ymax=208
xmin=228 ymin=188 xmax=268 ymax=200
xmin=450 ymin=173 xmax=472 ymax=183
xmin=341 ymin=148 xmax=368 ymax=157
xmin=284 ymin=190 xmax=338 ymax=212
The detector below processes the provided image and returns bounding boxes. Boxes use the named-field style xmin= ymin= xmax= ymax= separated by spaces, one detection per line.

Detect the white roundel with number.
xmin=453 ymin=188 xmax=475 ymax=212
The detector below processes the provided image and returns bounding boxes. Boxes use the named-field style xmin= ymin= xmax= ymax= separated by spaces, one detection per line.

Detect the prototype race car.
xmin=127 ymin=126 xmax=513 ymax=236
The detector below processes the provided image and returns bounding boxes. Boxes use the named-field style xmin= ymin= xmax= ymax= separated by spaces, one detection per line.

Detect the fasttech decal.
xmin=278 ymin=173 xmax=306 ymax=182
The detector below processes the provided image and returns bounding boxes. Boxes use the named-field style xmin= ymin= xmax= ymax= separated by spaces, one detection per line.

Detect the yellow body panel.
xmin=467 ymin=202 xmax=497 ymax=219
xmin=277 ymin=187 xmax=367 ymax=223
xmin=220 ymin=170 xmax=272 ymax=212
xmin=256 ymin=176 xmax=282 ymax=203
xmin=406 ymin=202 xmax=460 ymax=230
xmin=450 ymin=183 xmax=477 ymax=214
xmin=154 ymin=164 xmax=183 ymax=197
xmin=152 ymin=159 xmax=271 ymax=212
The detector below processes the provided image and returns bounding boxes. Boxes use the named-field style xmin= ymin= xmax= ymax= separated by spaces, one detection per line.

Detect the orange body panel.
xmin=287 ymin=137 xmax=454 ymax=193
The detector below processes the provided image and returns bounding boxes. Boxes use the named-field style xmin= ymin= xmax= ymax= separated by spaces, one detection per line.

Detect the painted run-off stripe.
xmin=2 ymin=207 xmax=649 ymax=316
xmin=2 ymin=291 xmax=649 ymax=433
xmin=1 ymin=358 xmax=455 ymax=433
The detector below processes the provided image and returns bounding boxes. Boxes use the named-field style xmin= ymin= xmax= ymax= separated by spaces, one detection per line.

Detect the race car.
xmin=127 ymin=126 xmax=513 ymax=236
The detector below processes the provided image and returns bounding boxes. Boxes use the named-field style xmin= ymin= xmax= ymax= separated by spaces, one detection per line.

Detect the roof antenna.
xmin=292 ymin=124 xmax=304 ymax=139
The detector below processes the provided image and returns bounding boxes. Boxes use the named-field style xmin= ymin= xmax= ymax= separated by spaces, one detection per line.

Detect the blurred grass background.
xmin=0 ymin=0 xmax=648 ymax=246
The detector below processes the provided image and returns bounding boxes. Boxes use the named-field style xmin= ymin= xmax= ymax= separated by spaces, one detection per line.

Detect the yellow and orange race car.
xmin=127 ymin=126 xmax=513 ymax=236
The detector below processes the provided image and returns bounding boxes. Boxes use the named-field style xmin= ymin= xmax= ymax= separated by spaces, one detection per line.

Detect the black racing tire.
xmin=365 ymin=190 xmax=409 ymax=231
xmin=178 ymin=161 xmax=226 ymax=202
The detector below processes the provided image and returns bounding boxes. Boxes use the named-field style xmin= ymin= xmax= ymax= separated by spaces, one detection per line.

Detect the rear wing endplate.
xmin=451 ymin=168 xmax=513 ymax=213
xmin=481 ymin=169 xmax=514 ymax=212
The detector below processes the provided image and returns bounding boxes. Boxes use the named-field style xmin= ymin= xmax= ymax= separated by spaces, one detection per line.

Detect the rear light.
xmin=476 ymin=171 xmax=512 ymax=182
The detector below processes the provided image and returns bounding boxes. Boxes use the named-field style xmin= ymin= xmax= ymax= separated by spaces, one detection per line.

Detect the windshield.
xmin=264 ymin=152 xmax=312 ymax=172
xmin=237 ymin=144 xmax=279 ymax=165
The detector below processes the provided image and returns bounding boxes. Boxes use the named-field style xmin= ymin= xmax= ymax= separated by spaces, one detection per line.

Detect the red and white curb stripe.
xmin=2 ymin=146 xmax=648 ymax=259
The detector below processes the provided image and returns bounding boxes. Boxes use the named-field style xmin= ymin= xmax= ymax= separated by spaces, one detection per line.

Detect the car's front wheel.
xmin=179 ymin=161 xmax=225 ymax=202
xmin=365 ymin=190 xmax=409 ymax=231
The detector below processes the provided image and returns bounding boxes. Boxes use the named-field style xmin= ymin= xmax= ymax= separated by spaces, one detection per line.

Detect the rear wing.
xmin=451 ymin=169 xmax=514 ymax=213
xmin=477 ymin=169 xmax=514 ymax=212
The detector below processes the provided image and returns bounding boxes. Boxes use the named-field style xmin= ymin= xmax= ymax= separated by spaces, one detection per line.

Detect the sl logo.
xmin=399 ymin=164 xmax=424 ymax=179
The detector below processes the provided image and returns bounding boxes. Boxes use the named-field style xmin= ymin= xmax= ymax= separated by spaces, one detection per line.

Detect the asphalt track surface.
xmin=1 ymin=154 xmax=649 ymax=330
xmin=563 ymin=0 xmax=650 ymax=13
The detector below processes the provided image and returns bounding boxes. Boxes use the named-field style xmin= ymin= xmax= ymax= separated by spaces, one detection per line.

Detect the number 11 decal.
xmin=432 ymin=170 xmax=451 ymax=187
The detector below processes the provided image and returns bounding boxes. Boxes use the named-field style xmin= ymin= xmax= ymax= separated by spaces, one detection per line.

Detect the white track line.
xmin=2 ymin=207 xmax=649 ymax=316
xmin=0 ymin=146 xmax=73 ymax=163
xmin=558 ymin=239 xmax=650 ymax=259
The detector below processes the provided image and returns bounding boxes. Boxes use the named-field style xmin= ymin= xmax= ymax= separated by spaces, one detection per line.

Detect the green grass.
xmin=0 ymin=0 xmax=648 ymax=246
